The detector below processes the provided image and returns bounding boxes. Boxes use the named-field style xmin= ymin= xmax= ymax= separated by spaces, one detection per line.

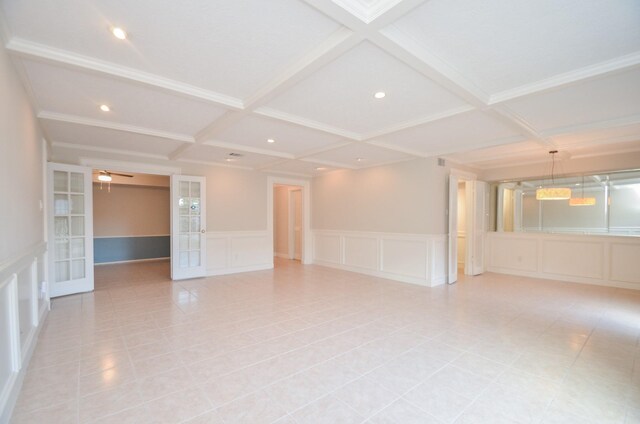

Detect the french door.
xmin=171 ymin=175 xmax=207 ymax=280
xmin=47 ymin=163 xmax=94 ymax=297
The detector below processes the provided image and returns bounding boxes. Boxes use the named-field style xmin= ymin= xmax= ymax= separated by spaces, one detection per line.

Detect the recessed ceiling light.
xmin=267 ymin=138 xmax=275 ymax=143
xmin=111 ymin=27 xmax=127 ymax=40
xmin=374 ymin=92 xmax=386 ymax=99
xmin=315 ymin=167 xmax=327 ymax=171
xmin=356 ymin=158 xmax=364 ymax=162
xmin=225 ymin=158 xmax=236 ymax=162
xmin=100 ymin=104 xmax=110 ymax=112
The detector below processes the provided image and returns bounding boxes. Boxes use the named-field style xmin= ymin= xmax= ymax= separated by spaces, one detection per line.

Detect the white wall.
xmin=0 ymin=42 xmax=48 ymax=423
xmin=93 ymin=184 xmax=170 ymax=237
xmin=312 ymin=158 xmax=462 ymax=234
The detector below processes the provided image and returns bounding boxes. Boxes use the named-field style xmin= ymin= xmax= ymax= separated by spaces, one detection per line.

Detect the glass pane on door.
xmin=52 ymin=169 xmax=87 ymax=283
xmin=176 ymin=179 xmax=203 ymax=269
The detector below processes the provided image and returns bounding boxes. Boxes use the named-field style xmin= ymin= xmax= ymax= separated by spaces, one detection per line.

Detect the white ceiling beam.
xmin=51 ymin=141 xmax=168 ymax=160
xmin=490 ymin=52 xmax=640 ymax=105
xmin=6 ymin=38 xmax=243 ymax=109
xmin=38 ymin=111 xmax=194 ymax=143
xmin=541 ymin=114 xmax=640 ymax=139
xmin=255 ymin=107 xmax=361 ymax=140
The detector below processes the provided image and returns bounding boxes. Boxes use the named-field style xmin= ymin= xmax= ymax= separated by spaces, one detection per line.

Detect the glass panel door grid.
xmin=178 ymin=181 xmax=201 ymax=268
xmin=53 ymin=171 xmax=86 ymax=282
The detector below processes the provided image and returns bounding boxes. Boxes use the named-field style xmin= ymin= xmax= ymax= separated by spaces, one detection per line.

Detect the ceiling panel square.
xmin=387 ymin=0 xmax=640 ymax=94
xmin=373 ymin=110 xmax=525 ymax=155
xmin=444 ymin=140 xmax=543 ymax=166
xmin=22 ymin=59 xmax=227 ymax=136
xmin=305 ymin=142 xmax=413 ymax=168
xmin=2 ymin=0 xmax=340 ymax=99
xmin=214 ymin=115 xmax=347 ymax=156
xmin=504 ymin=69 xmax=640 ymax=134
xmin=43 ymin=120 xmax=185 ymax=156
xmin=180 ymin=143 xmax=280 ymax=168
xmin=265 ymin=41 xmax=469 ymax=135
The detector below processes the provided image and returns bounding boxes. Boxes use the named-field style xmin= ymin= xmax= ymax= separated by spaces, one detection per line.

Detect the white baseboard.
xmin=313 ymin=259 xmax=431 ymax=286
xmin=206 ymin=263 xmax=272 ymax=276
xmin=274 ymin=252 xmax=290 ymax=259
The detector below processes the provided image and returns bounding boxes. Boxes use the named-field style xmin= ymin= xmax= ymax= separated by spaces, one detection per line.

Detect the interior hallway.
xmin=12 ymin=260 xmax=640 ymax=423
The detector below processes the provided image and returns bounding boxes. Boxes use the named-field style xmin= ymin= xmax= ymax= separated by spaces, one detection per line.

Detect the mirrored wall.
xmin=494 ymin=169 xmax=640 ymax=236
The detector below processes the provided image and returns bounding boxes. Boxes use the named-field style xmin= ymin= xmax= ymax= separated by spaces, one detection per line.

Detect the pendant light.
xmin=569 ymin=175 xmax=596 ymax=206
xmin=536 ymin=150 xmax=571 ymax=200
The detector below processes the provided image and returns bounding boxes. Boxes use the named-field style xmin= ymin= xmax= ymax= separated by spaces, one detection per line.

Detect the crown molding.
xmin=51 ymin=141 xmax=168 ymax=160
xmin=365 ymin=139 xmax=430 ymax=158
xmin=6 ymin=38 xmax=243 ymax=109
xmin=361 ymin=105 xmax=475 ymax=141
xmin=262 ymin=168 xmax=314 ymax=179
xmin=202 ymin=140 xmax=295 ymax=160
xmin=38 ymin=111 xmax=194 ymax=143
xmin=254 ymin=107 xmax=362 ymax=140
xmin=490 ymin=51 xmax=640 ymax=105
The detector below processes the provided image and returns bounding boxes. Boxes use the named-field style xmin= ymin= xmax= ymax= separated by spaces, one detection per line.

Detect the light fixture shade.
xmin=536 ymin=187 xmax=571 ymax=200
xmin=98 ymin=174 xmax=112 ymax=182
xmin=569 ymin=197 xmax=596 ymax=206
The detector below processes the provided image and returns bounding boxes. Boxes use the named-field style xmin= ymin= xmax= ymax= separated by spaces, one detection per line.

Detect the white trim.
xmin=267 ymin=177 xmax=312 ymax=265
xmin=39 ymin=111 xmax=195 ymax=143
xmin=312 ymin=230 xmax=447 ymax=287
xmin=490 ymin=51 xmax=640 ymax=104
xmin=6 ymin=38 xmax=244 ymax=109
xmin=207 ymin=264 xmax=272 ymax=276
xmin=274 ymin=252 xmax=290 ymax=259
xmin=254 ymin=107 xmax=361 ymax=141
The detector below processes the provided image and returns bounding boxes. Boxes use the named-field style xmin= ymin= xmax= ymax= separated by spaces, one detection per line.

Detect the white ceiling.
xmin=2 ymin=0 xmax=639 ymax=176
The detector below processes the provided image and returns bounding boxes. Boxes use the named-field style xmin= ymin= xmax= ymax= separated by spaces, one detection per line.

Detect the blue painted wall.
xmin=94 ymin=236 xmax=170 ymax=264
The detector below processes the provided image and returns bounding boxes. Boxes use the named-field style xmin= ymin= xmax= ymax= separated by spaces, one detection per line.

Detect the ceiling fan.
xmin=94 ymin=170 xmax=133 ymax=182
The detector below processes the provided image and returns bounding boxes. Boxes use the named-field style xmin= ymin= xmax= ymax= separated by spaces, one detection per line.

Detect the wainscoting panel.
xmin=542 ymin=240 xmax=604 ymax=279
xmin=381 ymin=238 xmax=428 ymax=280
xmin=486 ymin=232 xmax=640 ymax=289
xmin=313 ymin=233 xmax=342 ymax=265
xmin=344 ymin=236 xmax=378 ymax=271
xmin=489 ymin=236 xmax=538 ymax=272
xmin=610 ymin=242 xmax=640 ymax=284
xmin=0 ymin=243 xmax=49 ymax=423
xmin=206 ymin=231 xmax=272 ymax=276
xmin=312 ymin=231 xmax=447 ymax=287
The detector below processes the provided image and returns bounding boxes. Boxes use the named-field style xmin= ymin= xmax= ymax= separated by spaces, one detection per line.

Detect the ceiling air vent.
xmin=438 ymin=158 xmax=445 ymax=167
xmin=229 ymin=153 xmax=243 ymax=157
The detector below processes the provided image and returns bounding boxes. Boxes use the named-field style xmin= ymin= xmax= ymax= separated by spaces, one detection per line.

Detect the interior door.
xmin=171 ymin=175 xmax=206 ymax=280
xmin=48 ymin=163 xmax=94 ymax=297
xmin=447 ymin=175 xmax=458 ymax=284
xmin=291 ymin=190 xmax=302 ymax=260
xmin=470 ymin=180 xmax=488 ymax=275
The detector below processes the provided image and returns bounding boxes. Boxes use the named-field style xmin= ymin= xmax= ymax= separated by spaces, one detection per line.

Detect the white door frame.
xmin=267 ymin=176 xmax=311 ymax=265
xmin=448 ymin=169 xmax=478 ymax=283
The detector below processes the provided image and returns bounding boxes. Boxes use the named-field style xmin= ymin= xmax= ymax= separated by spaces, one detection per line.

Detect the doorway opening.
xmin=92 ymin=170 xmax=171 ymax=288
xmin=273 ymin=184 xmax=303 ymax=263
xmin=457 ymin=181 xmax=468 ymax=274
xmin=273 ymin=184 xmax=303 ymax=267
xmin=267 ymin=176 xmax=311 ymax=268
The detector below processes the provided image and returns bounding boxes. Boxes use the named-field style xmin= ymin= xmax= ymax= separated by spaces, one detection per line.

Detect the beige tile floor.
xmin=11 ymin=258 xmax=640 ymax=423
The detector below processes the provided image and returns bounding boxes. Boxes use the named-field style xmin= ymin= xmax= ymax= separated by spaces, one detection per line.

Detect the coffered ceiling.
xmin=1 ymin=0 xmax=639 ymax=176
